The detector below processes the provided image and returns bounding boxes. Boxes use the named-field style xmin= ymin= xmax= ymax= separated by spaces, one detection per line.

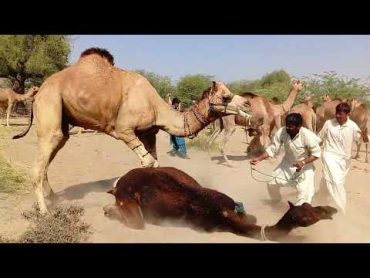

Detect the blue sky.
xmin=69 ymin=35 xmax=370 ymax=83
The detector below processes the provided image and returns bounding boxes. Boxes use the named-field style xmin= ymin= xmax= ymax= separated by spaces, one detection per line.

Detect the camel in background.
xmin=12 ymin=47 xmax=260 ymax=213
xmin=104 ymin=167 xmax=337 ymax=242
xmin=208 ymin=81 xmax=303 ymax=165
xmin=289 ymin=94 xmax=317 ymax=132
xmin=350 ymin=99 xmax=369 ymax=163
xmin=0 ymin=86 xmax=39 ymax=127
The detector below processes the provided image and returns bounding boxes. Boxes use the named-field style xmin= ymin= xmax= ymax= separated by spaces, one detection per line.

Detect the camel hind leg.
xmin=6 ymin=101 xmax=14 ymax=127
xmin=32 ymin=93 xmax=68 ymax=213
xmin=43 ymin=122 xmax=69 ymax=199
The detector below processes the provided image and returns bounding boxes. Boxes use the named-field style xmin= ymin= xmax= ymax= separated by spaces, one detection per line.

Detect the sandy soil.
xmin=1 ymin=118 xmax=370 ymax=243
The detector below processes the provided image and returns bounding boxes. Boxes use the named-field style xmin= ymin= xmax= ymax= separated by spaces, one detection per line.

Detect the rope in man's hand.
xmin=249 ymin=164 xmax=305 ymax=183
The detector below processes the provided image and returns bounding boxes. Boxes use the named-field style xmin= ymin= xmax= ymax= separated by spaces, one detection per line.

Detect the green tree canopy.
xmin=0 ymin=35 xmax=70 ymax=93
xmin=302 ymin=71 xmax=370 ymax=106
xmin=135 ymin=69 xmax=176 ymax=99
xmin=176 ymin=74 xmax=215 ymax=108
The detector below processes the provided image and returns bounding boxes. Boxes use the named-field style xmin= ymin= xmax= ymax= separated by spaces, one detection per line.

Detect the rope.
xmin=249 ymin=164 xmax=305 ymax=183
xmin=260 ymin=225 xmax=268 ymax=241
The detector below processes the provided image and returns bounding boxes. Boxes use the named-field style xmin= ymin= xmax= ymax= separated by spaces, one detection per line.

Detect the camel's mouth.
xmin=317 ymin=206 xmax=338 ymax=220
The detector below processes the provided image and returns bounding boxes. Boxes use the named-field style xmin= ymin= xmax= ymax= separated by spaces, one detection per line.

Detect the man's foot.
xmin=167 ymin=150 xmax=177 ymax=156
xmin=177 ymin=153 xmax=190 ymax=159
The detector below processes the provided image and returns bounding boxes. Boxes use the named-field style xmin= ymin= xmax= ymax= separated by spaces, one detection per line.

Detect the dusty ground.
xmin=1 ymin=118 xmax=370 ymax=243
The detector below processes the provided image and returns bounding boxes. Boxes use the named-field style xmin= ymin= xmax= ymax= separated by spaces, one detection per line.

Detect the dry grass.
xmin=186 ymin=128 xmax=219 ymax=152
xmin=0 ymin=204 xmax=91 ymax=243
xmin=0 ymin=127 xmax=31 ymax=194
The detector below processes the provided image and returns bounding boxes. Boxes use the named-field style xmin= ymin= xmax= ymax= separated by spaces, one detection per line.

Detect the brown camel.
xmin=12 ymin=47 xmax=258 ymax=213
xmin=349 ymin=99 xmax=369 ymax=163
xmin=103 ymin=167 xmax=337 ymax=242
xmin=289 ymin=94 xmax=317 ymax=132
xmin=208 ymin=81 xmax=303 ymax=164
xmin=0 ymin=86 xmax=39 ymax=127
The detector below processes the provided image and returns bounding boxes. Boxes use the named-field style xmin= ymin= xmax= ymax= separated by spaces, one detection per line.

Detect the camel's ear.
xmin=212 ymin=81 xmax=217 ymax=89
xmin=107 ymin=188 xmax=117 ymax=196
xmin=288 ymin=201 xmax=294 ymax=208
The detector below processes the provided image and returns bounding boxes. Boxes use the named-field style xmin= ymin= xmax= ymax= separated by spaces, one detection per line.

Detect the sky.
xmin=69 ymin=35 xmax=370 ymax=84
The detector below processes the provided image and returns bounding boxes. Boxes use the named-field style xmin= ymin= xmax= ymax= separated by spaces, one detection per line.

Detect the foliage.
xmin=0 ymin=35 xmax=71 ymax=92
xmin=135 ymin=69 xmax=176 ymax=99
xmin=176 ymin=74 xmax=214 ymax=108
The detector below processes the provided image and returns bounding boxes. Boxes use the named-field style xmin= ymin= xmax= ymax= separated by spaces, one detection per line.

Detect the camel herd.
xmin=3 ymin=46 xmax=369 ymax=241
xmin=208 ymin=85 xmax=370 ymax=164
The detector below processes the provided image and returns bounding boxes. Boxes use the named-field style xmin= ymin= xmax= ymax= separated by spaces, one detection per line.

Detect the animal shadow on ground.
xmin=53 ymin=177 xmax=118 ymax=202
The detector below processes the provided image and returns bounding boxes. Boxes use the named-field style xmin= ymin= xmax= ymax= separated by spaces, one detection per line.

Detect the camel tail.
xmin=12 ymin=102 xmax=33 ymax=139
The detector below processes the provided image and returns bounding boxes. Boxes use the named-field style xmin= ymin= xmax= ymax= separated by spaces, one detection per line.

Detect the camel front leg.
xmin=139 ymin=132 xmax=159 ymax=167
xmin=208 ymin=128 xmax=221 ymax=146
xmin=116 ymin=128 xmax=157 ymax=168
xmin=365 ymin=142 xmax=368 ymax=163
xmin=219 ymin=127 xmax=235 ymax=167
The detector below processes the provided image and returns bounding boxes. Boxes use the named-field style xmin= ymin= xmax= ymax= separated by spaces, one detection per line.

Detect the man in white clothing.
xmin=250 ymin=113 xmax=321 ymax=206
xmin=317 ymin=102 xmax=368 ymax=214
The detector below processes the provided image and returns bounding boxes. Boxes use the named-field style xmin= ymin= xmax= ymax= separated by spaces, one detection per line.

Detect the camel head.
xmin=26 ymin=86 xmax=39 ymax=97
xmin=280 ymin=201 xmax=337 ymax=228
xmin=204 ymin=81 xmax=251 ymax=116
xmin=292 ymin=80 xmax=304 ymax=92
xmin=322 ymin=94 xmax=332 ymax=102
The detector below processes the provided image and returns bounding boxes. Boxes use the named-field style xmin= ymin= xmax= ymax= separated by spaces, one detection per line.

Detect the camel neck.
xmin=280 ymin=88 xmax=299 ymax=114
xmin=159 ymin=97 xmax=216 ymax=137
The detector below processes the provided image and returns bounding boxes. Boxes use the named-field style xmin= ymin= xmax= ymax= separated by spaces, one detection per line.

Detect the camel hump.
xmin=80 ymin=47 xmax=115 ymax=65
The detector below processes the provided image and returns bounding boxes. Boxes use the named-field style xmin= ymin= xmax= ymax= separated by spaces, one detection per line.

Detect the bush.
xmin=0 ymin=204 xmax=91 ymax=243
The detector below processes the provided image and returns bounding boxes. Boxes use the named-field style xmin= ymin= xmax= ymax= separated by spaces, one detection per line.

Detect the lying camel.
xmin=208 ymin=81 xmax=303 ymax=164
xmin=289 ymin=94 xmax=317 ymax=132
xmin=12 ymin=47 xmax=259 ymax=213
xmin=104 ymin=167 xmax=337 ymax=242
xmin=0 ymin=86 xmax=39 ymax=127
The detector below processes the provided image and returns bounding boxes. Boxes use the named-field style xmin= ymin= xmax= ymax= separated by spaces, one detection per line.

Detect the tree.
xmin=227 ymin=79 xmax=256 ymax=94
xmin=135 ymin=70 xmax=176 ymax=99
xmin=176 ymin=74 xmax=214 ymax=108
xmin=302 ymin=71 xmax=370 ymax=106
xmin=0 ymin=35 xmax=70 ymax=93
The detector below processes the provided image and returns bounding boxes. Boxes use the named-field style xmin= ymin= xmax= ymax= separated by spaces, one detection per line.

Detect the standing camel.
xmin=0 ymin=86 xmax=39 ymax=127
xmin=349 ymin=99 xmax=369 ymax=163
xmin=208 ymin=81 xmax=303 ymax=165
xmin=289 ymin=94 xmax=317 ymax=132
xmin=12 ymin=47 xmax=259 ymax=213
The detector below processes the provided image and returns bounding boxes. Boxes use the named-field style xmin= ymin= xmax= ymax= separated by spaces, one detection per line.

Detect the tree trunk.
xmin=12 ymin=73 xmax=26 ymax=94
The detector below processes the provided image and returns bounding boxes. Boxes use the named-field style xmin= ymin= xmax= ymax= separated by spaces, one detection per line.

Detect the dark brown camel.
xmin=104 ymin=167 xmax=337 ymax=242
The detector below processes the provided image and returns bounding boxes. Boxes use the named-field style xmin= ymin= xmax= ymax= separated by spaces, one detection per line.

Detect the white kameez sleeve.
xmin=265 ymin=128 xmax=284 ymax=157
xmin=304 ymin=129 xmax=322 ymax=158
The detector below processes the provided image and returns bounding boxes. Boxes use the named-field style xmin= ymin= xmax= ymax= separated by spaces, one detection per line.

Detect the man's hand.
xmin=293 ymin=160 xmax=305 ymax=172
xmin=250 ymin=158 xmax=260 ymax=165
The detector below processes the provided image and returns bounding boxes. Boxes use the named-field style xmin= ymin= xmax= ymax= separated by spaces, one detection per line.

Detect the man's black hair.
xmin=285 ymin=113 xmax=303 ymax=126
xmin=336 ymin=102 xmax=351 ymax=114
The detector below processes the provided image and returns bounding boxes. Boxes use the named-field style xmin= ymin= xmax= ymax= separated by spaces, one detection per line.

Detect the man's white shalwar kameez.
xmin=265 ymin=127 xmax=321 ymax=205
xmin=319 ymin=118 xmax=361 ymax=213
